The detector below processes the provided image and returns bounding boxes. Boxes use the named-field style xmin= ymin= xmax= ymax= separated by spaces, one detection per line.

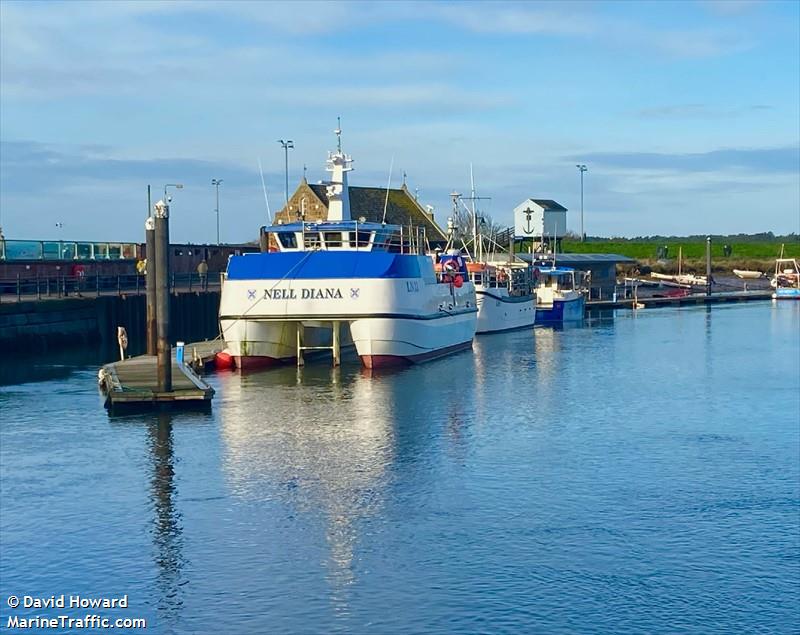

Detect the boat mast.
xmin=326 ymin=117 xmax=353 ymax=221
xmin=470 ymin=163 xmax=480 ymax=262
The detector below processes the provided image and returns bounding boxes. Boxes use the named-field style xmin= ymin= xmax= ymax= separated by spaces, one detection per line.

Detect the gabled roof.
xmin=305 ymin=183 xmax=446 ymax=239
xmin=529 ymin=199 xmax=567 ymax=211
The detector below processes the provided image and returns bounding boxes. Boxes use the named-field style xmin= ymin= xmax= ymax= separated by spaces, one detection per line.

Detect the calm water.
xmin=1 ymin=302 xmax=798 ymax=634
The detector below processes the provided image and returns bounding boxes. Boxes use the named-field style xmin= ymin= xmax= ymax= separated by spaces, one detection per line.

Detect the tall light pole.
xmin=278 ymin=139 xmax=294 ymax=205
xmin=576 ymin=164 xmax=587 ymax=241
xmin=211 ymin=179 xmax=223 ymax=244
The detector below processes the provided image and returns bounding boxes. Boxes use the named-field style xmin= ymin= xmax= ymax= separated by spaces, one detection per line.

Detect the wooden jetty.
xmin=587 ymin=289 xmax=773 ymax=311
xmin=100 ymin=340 xmax=222 ymax=411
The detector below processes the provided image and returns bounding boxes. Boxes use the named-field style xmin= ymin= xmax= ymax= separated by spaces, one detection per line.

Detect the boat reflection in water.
xmin=216 ymin=365 xmax=399 ymax=602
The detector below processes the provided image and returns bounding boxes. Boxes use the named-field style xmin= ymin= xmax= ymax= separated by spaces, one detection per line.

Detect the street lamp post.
xmin=164 ymin=183 xmax=184 ymax=205
xmin=278 ymin=139 xmax=294 ymax=206
xmin=576 ymin=164 xmax=587 ymax=241
xmin=211 ymin=179 xmax=223 ymax=244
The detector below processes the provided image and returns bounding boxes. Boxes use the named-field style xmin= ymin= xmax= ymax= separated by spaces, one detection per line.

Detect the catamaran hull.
xmin=350 ymin=312 xmax=477 ymax=368
xmin=219 ymin=319 xmax=341 ymax=368
xmin=219 ymin=270 xmax=477 ymax=370
xmin=475 ymin=291 xmax=536 ymax=334
xmin=535 ymin=296 xmax=585 ymax=324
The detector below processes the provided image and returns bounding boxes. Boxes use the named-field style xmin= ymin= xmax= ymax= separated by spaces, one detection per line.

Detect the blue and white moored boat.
xmin=219 ymin=138 xmax=477 ymax=369
xmin=534 ymin=267 xmax=586 ymax=324
xmin=771 ymin=258 xmax=800 ymax=300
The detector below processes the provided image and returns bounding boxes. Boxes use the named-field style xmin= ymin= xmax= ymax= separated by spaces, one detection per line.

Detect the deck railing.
xmin=0 ymin=273 xmax=219 ymax=302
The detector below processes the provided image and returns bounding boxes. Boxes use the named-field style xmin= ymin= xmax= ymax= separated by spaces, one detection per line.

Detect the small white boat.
xmin=650 ymin=272 xmax=707 ymax=286
xmin=733 ymin=269 xmax=764 ymax=279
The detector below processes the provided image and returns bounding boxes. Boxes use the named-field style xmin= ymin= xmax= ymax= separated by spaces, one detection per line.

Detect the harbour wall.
xmin=0 ymin=292 xmax=221 ymax=358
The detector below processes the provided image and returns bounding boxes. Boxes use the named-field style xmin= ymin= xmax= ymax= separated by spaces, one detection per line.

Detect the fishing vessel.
xmin=469 ymin=261 xmax=537 ymax=333
xmin=534 ymin=266 xmax=586 ymax=324
xmin=771 ymin=258 xmax=800 ymax=300
xmin=218 ymin=132 xmax=478 ymax=369
xmin=447 ymin=178 xmax=537 ymax=334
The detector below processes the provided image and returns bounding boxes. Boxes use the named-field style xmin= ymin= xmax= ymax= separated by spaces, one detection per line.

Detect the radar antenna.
xmin=335 ymin=116 xmax=342 ymax=152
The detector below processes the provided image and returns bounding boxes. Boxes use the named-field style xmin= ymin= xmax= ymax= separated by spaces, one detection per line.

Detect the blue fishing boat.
xmin=534 ymin=267 xmax=586 ymax=324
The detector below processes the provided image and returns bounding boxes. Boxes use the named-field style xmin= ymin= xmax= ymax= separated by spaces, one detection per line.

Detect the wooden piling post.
xmin=154 ymin=200 xmax=172 ymax=392
xmin=706 ymin=236 xmax=712 ymax=297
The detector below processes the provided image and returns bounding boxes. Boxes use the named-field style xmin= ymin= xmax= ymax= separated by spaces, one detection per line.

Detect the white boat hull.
xmin=475 ymin=289 xmax=536 ymax=333
xmin=350 ymin=311 xmax=476 ymax=367
xmin=219 ymin=266 xmax=477 ymax=369
xmin=733 ymin=269 xmax=764 ymax=279
xmin=219 ymin=319 xmax=346 ymax=369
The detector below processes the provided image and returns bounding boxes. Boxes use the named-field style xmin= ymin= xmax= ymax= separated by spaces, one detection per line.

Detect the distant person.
xmin=136 ymin=259 xmax=146 ymax=275
xmin=197 ymin=259 xmax=209 ymax=288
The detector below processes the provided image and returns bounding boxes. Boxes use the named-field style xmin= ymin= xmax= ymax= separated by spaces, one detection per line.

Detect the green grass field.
xmin=560 ymin=240 xmax=799 ymax=260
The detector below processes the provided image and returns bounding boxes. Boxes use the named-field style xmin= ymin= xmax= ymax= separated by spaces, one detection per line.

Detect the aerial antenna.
xmin=381 ymin=155 xmax=395 ymax=224
xmin=335 ymin=116 xmax=342 ymax=152
xmin=257 ymin=157 xmax=272 ymax=223
xmin=470 ymin=163 xmax=479 ymax=261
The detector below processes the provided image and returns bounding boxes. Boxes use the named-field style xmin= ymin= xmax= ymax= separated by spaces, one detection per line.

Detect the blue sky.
xmin=1 ymin=0 xmax=798 ymax=243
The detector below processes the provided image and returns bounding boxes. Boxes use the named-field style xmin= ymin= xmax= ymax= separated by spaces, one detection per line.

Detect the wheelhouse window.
xmin=277 ymin=232 xmax=298 ymax=249
xmin=304 ymin=232 xmax=321 ymax=249
xmin=347 ymin=231 xmax=372 ymax=248
xmin=324 ymin=231 xmax=343 ymax=248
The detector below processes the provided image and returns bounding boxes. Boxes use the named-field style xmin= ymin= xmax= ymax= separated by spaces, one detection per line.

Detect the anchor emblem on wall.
xmin=523 ymin=208 xmax=535 ymax=235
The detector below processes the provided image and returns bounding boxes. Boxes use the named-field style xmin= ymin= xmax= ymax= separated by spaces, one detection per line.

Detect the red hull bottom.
xmin=360 ymin=340 xmax=473 ymax=369
xmin=235 ymin=355 xmax=288 ymax=371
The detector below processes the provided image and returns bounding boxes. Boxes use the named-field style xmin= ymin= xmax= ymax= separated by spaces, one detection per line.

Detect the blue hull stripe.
xmin=227 ymin=251 xmax=423 ymax=280
xmin=535 ymin=297 xmax=585 ymax=323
